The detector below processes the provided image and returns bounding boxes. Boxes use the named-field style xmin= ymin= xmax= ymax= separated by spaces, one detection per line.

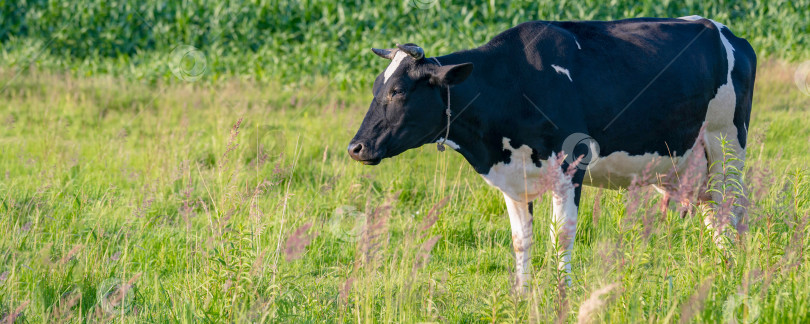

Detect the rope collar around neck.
xmin=432 ymin=57 xmax=452 ymax=152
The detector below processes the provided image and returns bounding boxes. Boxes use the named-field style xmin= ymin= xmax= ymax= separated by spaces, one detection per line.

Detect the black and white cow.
xmin=348 ymin=16 xmax=755 ymax=288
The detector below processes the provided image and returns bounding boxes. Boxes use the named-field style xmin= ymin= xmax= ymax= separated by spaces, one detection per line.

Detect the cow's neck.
xmin=441 ymin=86 xmax=489 ymax=172
xmin=434 ymin=49 xmax=537 ymax=174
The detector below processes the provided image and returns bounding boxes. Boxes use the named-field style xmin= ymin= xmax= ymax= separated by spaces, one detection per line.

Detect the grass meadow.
xmin=1 ymin=61 xmax=809 ymax=322
xmin=2 ymin=0 xmax=810 ymax=322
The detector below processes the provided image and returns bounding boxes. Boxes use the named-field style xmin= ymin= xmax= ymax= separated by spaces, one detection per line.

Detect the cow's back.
xmin=497 ymin=17 xmax=755 ymax=188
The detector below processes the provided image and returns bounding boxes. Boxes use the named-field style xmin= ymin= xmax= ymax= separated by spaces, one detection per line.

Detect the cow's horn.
xmin=396 ymin=43 xmax=424 ymax=59
xmin=371 ymin=48 xmax=396 ymax=59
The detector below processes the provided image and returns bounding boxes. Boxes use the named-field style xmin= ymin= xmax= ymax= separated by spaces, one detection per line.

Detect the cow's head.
xmin=347 ymin=44 xmax=474 ymax=165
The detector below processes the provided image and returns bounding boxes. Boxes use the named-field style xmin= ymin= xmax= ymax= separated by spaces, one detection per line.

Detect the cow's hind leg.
xmin=703 ymin=129 xmax=746 ymax=247
xmin=701 ymin=23 xmax=753 ymax=248
xmin=504 ymin=193 xmax=533 ymax=292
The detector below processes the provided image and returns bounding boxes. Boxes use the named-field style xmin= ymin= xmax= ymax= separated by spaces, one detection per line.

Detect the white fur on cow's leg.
xmin=702 ymin=137 xmax=746 ymax=248
xmin=549 ymin=170 xmax=578 ymax=285
xmin=504 ymin=193 xmax=533 ymax=292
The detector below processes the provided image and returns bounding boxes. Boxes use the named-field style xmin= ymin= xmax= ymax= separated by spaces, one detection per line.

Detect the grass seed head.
xmin=284 ymin=222 xmax=318 ymax=262
xmin=576 ymin=283 xmax=620 ymax=324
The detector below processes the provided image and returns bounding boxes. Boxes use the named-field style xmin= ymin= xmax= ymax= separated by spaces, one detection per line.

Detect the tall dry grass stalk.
xmin=50 ymin=289 xmax=82 ymax=321
xmin=271 ymin=136 xmax=302 ymax=286
xmin=219 ymin=117 xmax=243 ymax=171
xmin=679 ymin=278 xmax=713 ymax=324
xmin=411 ymin=196 xmax=449 ymax=272
xmin=1 ymin=301 xmax=29 ymax=324
xmin=356 ymin=191 xmax=397 ymax=270
xmin=592 ymin=188 xmax=603 ymax=226
xmin=554 ymin=277 xmax=569 ymax=324
xmin=283 ymin=222 xmax=318 ymax=262
xmin=576 ymin=283 xmax=620 ymax=324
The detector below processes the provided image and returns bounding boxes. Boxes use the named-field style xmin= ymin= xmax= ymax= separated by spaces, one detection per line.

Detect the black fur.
xmin=349 ymin=17 xmax=756 ymax=204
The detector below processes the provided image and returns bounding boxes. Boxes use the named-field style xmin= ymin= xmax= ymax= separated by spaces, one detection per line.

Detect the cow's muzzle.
xmin=347 ymin=142 xmax=382 ymax=165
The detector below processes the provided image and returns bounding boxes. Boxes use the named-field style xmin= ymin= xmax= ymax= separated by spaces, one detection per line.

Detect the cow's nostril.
xmin=348 ymin=143 xmax=364 ymax=160
xmin=352 ymin=143 xmax=364 ymax=154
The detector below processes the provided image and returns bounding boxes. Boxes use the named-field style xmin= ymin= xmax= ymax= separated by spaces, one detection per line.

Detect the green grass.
xmin=0 ymin=60 xmax=808 ymax=322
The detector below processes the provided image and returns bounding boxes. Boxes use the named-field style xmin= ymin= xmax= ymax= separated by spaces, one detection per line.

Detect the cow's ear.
xmin=430 ymin=63 xmax=474 ymax=86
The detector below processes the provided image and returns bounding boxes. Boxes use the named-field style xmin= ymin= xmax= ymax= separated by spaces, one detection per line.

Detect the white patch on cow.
xmin=435 ymin=138 xmax=461 ymax=150
xmin=703 ymin=19 xmax=738 ymax=163
xmin=679 ymin=15 xmax=728 ymax=29
xmin=678 ymin=15 xmax=704 ymax=21
xmin=551 ymin=64 xmax=573 ymax=82
xmin=582 ymin=148 xmax=705 ymax=189
xmin=481 ymin=138 xmax=547 ymax=202
xmin=710 ymin=19 xmax=728 ymax=30
xmin=570 ymin=36 xmax=582 ymax=50
xmin=384 ymin=51 xmax=408 ymax=84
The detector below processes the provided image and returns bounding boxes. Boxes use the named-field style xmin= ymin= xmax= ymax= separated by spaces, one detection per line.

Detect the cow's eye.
xmin=390 ymin=89 xmax=404 ymax=97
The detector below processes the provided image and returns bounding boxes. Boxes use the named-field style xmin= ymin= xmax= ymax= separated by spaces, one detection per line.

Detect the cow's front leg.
xmin=503 ymin=193 xmax=533 ymax=292
xmin=549 ymin=170 xmax=583 ymax=284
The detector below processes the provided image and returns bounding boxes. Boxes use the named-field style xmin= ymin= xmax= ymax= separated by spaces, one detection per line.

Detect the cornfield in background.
xmin=1 ymin=0 xmax=808 ymax=87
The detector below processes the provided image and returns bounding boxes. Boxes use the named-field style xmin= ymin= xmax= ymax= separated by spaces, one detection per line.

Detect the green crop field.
xmin=1 ymin=0 xmax=810 ymax=323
